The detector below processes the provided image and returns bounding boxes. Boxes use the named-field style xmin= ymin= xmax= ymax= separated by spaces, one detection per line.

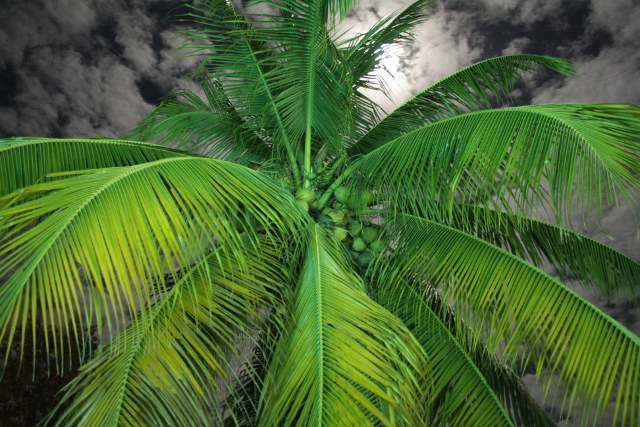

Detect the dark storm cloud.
xmin=0 ymin=0 xmax=195 ymax=138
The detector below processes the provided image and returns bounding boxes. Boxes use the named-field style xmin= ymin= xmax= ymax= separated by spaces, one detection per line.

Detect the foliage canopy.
xmin=1 ymin=0 xmax=640 ymax=425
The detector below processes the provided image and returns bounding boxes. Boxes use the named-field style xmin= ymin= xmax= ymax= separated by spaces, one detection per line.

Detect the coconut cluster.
xmin=295 ymin=184 xmax=387 ymax=267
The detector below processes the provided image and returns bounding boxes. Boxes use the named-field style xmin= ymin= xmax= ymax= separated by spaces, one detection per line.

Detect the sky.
xmin=1 ymin=0 xmax=639 ymax=425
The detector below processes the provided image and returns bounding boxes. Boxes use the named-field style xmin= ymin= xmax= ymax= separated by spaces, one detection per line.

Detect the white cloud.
xmin=3 ymin=46 xmax=151 ymax=137
xmin=588 ymin=0 xmax=638 ymax=34
xmin=342 ymin=2 xmax=484 ymax=113
xmin=532 ymin=45 xmax=640 ymax=104
xmin=532 ymin=1 xmax=640 ymax=105
xmin=115 ymin=9 xmax=158 ymax=74
xmin=501 ymin=36 xmax=531 ymax=54
xmin=0 ymin=0 xmax=187 ymax=138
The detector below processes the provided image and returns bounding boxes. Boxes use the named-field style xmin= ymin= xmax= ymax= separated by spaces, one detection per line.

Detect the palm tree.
xmin=1 ymin=0 xmax=640 ymax=425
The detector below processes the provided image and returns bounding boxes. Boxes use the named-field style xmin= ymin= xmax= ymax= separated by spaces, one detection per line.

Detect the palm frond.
xmin=394 ymin=284 xmax=557 ymax=427
xmin=352 ymin=103 xmax=640 ymax=228
xmin=348 ymin=91 xmax=386 ymax=148
xmin=373 ymin=214 xmax=640 ymax=426
xmin=124 ymin=80 xmax=271 ymax=162
xmin=0 ymin=137 xmax=190 ymax=198
xmin=339 ymin=0 xmax=432 ymax=90
xmin=222 ymin=312 xmax=283 ymax=427
xmin=178 ymin=0 xmax=302 ymax=181
xmin=0 ymin=157 xmax=307 ymax=371
xmin=338 ymin=0 xmax=432 ymax=146
xmin=241 ymin=0 xmax=359 ymax=163
xmin=45 ymin=234 xmax=294 ymax=426
xmin=348 ymin=54 xmax=576 ymax=155
xmin=373 ymin=278 xmax=516 ymax=427
xmin=258 ymin=223 xmax=428 ymax=426
xmin=431 ymin=204 xmax=640 ymax=297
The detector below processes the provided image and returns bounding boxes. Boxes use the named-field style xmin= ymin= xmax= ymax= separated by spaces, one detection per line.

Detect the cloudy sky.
xmin=1 ymin=0 xmax=639 ymax=425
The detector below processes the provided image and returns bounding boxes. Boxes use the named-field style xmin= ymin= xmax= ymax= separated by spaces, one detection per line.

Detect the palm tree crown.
xmin=1 ymin=0 xmax=640 ymax=425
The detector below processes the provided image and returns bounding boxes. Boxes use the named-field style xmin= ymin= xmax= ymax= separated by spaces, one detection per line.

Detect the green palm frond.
xmin=339 ymin=0 xmax=432 ymax=90
xmin=242 ymin=0 xmax=361 ymax=169
xmin=223 ymin=314 xmax=282 ymax=427
xmin=46 ymin=235 xmax=294 ymax=427
xmin=338 ymin=0 xmax=432 ymax=145
xmin=348 ymin=91 xmax=385 ymax=148
xmin=373 ymin=279 xmax=517 ymax=427
xmin=124 ymin=80 xmax=270 ymax=162
xmin=374 ymin=214 xmax=640 ymax=426
xmin=0 ymin=157 xmax=306 ymax=369
xmin=399 ymin=285 xmax=557 ymax=427
xmin=258 ymin=224 xmax=428 ymax=426
xmin=431 ymin=204 xmax=640 ymax=296
xmin=468 ymin=346 xmax=556 ymax=427
xmin=179 ymin=0 xmax=302 ymax=181
xmin=3 ymin=0 xmax=640 ymax=424
xmin=348 ymin=54 xmax=576 ymax=155
xmin=352 ymin=103 xmax=640 ymax=227
xmin=0 ymin=137 xmax=190 ymax=198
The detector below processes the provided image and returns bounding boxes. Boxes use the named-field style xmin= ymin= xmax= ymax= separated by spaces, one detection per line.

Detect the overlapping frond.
xmin=391 ymin=284 xmax=557 ymax=427
xmin=0 ymin=137 xmax=190 ymax=198
xmin=179 ymin=0 xmax=302 ymax=178
xmin=0 ymin=157 xmax=306 ymax=370
xmin=45 ymin=235 xmax=294 ymax=426
xmin=373 ymin=278 xmax=516 ymax=427
xmin=374 ymin=214 xmax=640 ymax=426
xmin=258 ymin=224 xmax=428 ymax=426
xmin=348 ymin=55 xmax=576 ymax=155
xmin=242 ymin=0 xmax=358 ymax=162
xmin=338 ymin=0 xmax=432 ymax=145
xmin=339 ymin=0 xmax=432 ymax=90
xmin=222 ymin=314 xmax=283 ymax=427
xmin=429 ymin=204 xmax=640 ymax=296
xmin=352 ymin=103 xmax=640 ymax=228
xmin=124 ymin=80 xmax=270 ymax=162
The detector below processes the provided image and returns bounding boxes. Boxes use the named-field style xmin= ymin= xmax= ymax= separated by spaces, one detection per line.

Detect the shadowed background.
xmin=0 ymin=0 xmax=639 ymax=425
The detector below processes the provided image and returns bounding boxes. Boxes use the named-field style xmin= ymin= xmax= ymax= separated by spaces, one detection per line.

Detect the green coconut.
xmin=364 ymin=190 xmax=375 ymax=206
xmin=356 ymin=251 xmax=373 ymax=267
xmin=361 ymin=227 xmax=379 ymax=244
xmin=333 ymin=227 xmax=348 ymax=241
xmin=295 ymin=188 xmax=315 ymax=203
xmin=340 ymin=211 xmax=350 ymax=226
xmin=348 ymin=221 xmax=362 ymax=236
xmin=369 ymin=239 xmax=387 ymax=253
xmin=334 ymin=187 xmax=350 ymax=203
xmin=297 ymin=199 xmax=309 ymax=212
xmin=328 ymin=210 xmax=345 ymax=224
xmin=347 ymin=189 xmax=375 ymax=209
xmin=352 ymin=237 xmax=366 ymax=252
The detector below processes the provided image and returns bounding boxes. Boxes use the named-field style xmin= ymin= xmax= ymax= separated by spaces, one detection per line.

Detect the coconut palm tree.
xmin=1 ymin=0 xmax=640 ymax=425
